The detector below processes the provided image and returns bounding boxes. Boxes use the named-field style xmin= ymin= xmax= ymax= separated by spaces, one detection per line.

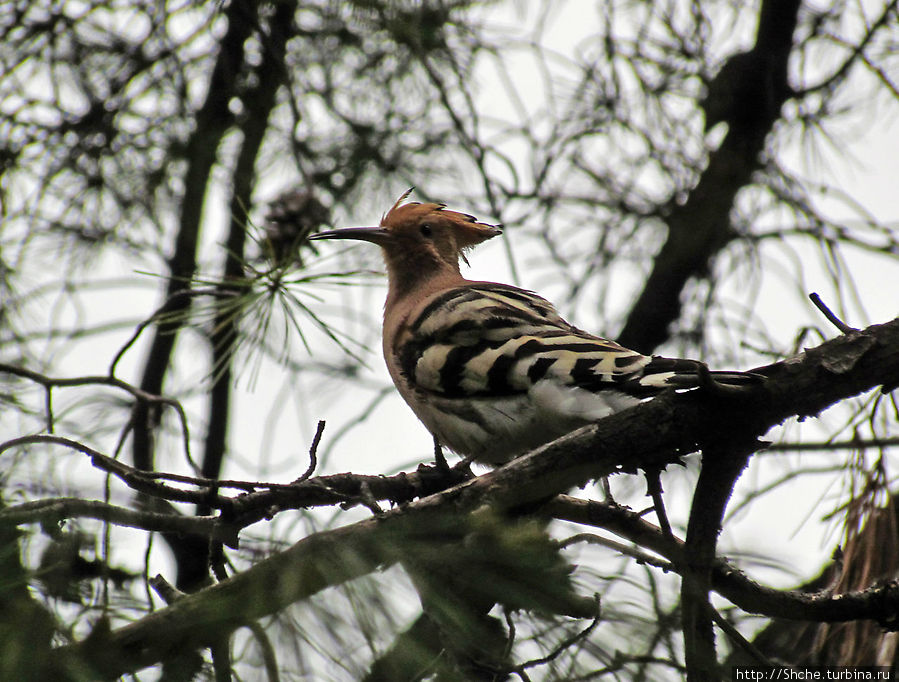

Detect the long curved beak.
xmin=308 ymin=226 xmax=392 ymax=245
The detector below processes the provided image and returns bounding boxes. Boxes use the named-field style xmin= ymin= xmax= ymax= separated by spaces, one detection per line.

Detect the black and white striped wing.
xmin=398 ymin=283 xmax=656 ymax=399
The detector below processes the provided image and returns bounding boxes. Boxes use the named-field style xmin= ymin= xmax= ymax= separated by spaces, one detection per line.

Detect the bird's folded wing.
xmin=398 ymin=283 xmax=650 ymax=398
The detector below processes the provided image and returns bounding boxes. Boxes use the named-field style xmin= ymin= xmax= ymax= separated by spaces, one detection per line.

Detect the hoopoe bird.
xmin=310 ymin=191 xmax=759 ymax=464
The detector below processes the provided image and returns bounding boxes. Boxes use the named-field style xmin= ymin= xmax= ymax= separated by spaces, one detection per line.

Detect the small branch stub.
xmin=809 ymin=292 xmax=857 ymax=334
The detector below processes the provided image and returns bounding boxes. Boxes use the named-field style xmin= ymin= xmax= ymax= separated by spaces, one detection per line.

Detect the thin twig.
xmin=559 ymin=532 xmax=673 ymax=571
xmin=766 ymin=436 xmax=899 ymax=452
xmin=0 ymin=434 xmax=224 ymax=507
xmin=0 ymin=433 xmax=476 ymax=529
xmin=515 ymin=595 xmax=601 ymax=672
xmin=44 ymin=386 xmax=54 ymax=433
xmin=809 ymin=292 xmax=857 ymax=334
xmin=246 ymin=621 xmax=281 ymax=682
xmin=707 ymin=605 xmax=777 ymax=667
xmin=502 ymin=608 xmax=518 ymax=667
xmin=150 ymin=574 xmax=186 ymax=604
xmin=0 ymin=362 xmax=196 ymax=470
xmin=349 ymin=480 xmax=384 ymax=515
xmin=295 ymin=420 xmax=325 ymax=483
xmin=644 ymin=468 xmax=673 ymax=539
xmin=108 ymin=286 xmax=237 ymax=378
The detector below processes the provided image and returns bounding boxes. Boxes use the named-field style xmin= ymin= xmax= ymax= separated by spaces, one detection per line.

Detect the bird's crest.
xmin=381 ymin=188 xmax=501 ymax=250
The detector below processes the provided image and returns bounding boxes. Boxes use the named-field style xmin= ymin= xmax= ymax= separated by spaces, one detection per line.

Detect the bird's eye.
xmin=419 ymin=223 xmax=433 ymax=238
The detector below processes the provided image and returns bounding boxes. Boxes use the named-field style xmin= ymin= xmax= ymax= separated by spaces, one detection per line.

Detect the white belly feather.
xmin=409 ymin=380 xmax=641 ymax=464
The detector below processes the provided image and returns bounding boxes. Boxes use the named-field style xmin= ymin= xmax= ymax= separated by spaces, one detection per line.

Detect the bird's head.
xmin=310 ymin=189 xmax=501 ymax=294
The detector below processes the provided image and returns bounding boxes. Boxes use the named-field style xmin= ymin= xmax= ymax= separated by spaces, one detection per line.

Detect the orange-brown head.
xmin=310 ymin=190 xmax=501 ymax=297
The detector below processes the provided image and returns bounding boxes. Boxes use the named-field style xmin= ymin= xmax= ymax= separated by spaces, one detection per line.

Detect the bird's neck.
xmin=383 ymin=261 xmax=468 ymax=337
xmin=383 ymin=251 xmax=464 ymax=309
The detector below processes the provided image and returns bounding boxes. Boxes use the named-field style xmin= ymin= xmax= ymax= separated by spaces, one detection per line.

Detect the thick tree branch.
xmin=47 ymin=317 xmax=899 ymax=678
xmin=126 ymin=1 xmax=258 ymax=589
xmin=618 ymin=0 xmax=802 ymax=353
xmin=186 ymin=0 xmax=300 ymax=594
xmin=132 ymin=0 xmax=257 ymax=472
xmin=681 ymin=441 xmax=754 ymax=681
xmin=201 ymin=0 xmax=298 ymax=501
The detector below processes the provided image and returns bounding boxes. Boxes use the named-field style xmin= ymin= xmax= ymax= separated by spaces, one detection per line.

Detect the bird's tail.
xmin=628 ymin=357 xmax=763 ymax=396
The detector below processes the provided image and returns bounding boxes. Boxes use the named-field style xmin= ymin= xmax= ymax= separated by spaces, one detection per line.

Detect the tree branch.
xmin=0 ymin=498 xmax=215 ymax=538
xmin=132 ymin=0 xmax=258 ymax=473
xmin=0 ymin=432 xmax=474 ymax=543
xmin=184 ymin=0 xmax=300 ymax=595
xmin=618 ymin=0 xmax=802 ymax=353
xmin=681 ymin=441 xmax=755 ymax=681
xmin=550 ymin=495 xmax=899 ymax=629
xmin=200 ymin=0 xmax=298 ymax=503
xmin=46 ymin=317 xmax=899 ymax=678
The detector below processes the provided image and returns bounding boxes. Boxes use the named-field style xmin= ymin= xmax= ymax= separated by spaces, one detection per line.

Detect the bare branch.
xmin=809 ymin=292 xmax=857 ymax=334
xmin=0 ymin=363 xmax=194 ymax=469
xmin=0 ymin=498 xmax=216 ymax=538
xmin=294 ymin=420 xmax=325 ymax=483
xmin=550 ymin=495 xmax=899 ymax=627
